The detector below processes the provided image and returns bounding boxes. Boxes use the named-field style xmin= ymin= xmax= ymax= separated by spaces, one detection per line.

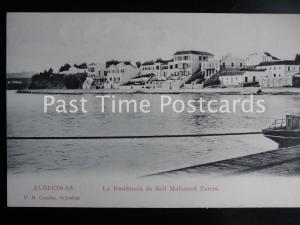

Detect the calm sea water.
xmin=7 ymin=90 xmax=300 ymax=177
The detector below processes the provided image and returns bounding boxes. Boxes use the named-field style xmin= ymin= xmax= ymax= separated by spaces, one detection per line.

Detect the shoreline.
xmin=14 ymin=87 xmax=300 ymax=95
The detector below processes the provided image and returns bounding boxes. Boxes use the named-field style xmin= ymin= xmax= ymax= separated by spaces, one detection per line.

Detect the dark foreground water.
xmin=7 ymin=91 xmax=300 ymax=177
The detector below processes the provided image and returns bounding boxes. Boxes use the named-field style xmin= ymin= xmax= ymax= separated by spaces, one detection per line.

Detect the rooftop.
xmin=264 ymin=52 xmax=280 ymax=60
xmin=219 ymin=69 xmax=245 ymax=77
xmin=155 ymin=59 xmax=171 ymax=64
xmin=258 ymin=60 xmax=300 ymax=66
xmin=141 ymin=61 xmax=154 ymax=66
xmin=173 ymin=50 xmax=214 ymax=56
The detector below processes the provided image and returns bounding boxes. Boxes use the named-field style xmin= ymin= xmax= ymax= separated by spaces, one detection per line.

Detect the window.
xmin=240 ymin=62 xmax=243 ymax=67
xmin=231 ymin=62 xmax=234 ymax=67
xmin=274 ymin=74 xmax=276 ymax=77
xmin=223 ymin=62 xmax=225 ymax=67
xmin=292 ymin=119 xmax=300 ymax=129
xmin=156 ymin=66 xmax=159 ymax=70
xmin=175 ymin=64 xmax=178 ymax=69
xmin=245 ymin=77 xmax=248 ymax=83
xmin=170 ymin=65 xmax=173 ymax=69
xmin=199 ymin=56 xmax=202 ymax=60
xmin=253 ymin=76 xmax=256 ymax=82
xmin=288 ymin=66 xmax=290 ymax=71
xmin=287 ymin=119 xmax=292 ymax=128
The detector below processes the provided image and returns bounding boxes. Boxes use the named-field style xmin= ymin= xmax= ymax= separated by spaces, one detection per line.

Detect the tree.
xmin=48 ymin=68 xmax=53 ymax=74
xmin=295 ymin=54 xmax=300 ymax=63
xmin=106 ymin=60 xmax=120 ymax=68
xmin=136 ymin=61 xmax=141 ymax=68
xmin=74 ymin=63 xmax=87 ymax=69
xmin=59 ymin=63 xmax=71 ymax=72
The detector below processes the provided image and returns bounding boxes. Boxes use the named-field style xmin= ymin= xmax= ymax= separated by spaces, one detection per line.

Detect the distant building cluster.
xmin=57 ymin=51 xmax=300 ymax=89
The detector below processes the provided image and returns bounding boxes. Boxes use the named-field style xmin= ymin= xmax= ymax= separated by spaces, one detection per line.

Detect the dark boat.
xmin=262 ymin=114 xmax=300 ymax=148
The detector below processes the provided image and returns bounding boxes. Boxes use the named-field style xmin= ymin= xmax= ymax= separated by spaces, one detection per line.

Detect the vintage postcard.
xmin=6 ymin=13 xmax=300 ymax=207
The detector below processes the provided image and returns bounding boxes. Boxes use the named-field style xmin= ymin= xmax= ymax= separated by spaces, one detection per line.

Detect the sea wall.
xmin=16 ymin=87 xmax=300 ymax=95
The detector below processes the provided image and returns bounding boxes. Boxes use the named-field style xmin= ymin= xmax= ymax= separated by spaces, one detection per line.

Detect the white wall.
xmin=106 ymin=63 xmax=140 ymax=88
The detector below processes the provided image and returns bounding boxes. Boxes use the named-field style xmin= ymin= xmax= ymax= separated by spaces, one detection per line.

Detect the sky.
xmin=7 ymin=13 xmax=300 ymax=73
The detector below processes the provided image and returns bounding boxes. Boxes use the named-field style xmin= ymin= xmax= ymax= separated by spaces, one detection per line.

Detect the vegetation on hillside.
xmin=29 ymin=66 xmax=87 ymax=89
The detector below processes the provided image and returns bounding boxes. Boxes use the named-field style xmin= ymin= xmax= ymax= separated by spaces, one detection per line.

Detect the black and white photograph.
xmin=6 ymin=12 xmax=300 ymax=207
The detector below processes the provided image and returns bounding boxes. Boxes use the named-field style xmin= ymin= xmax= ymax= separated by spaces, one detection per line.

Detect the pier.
xmin=144 ymin=145 xmax=300 ymax=177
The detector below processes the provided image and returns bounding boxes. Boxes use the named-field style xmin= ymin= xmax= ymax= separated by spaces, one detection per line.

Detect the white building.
xmin=140 ymin=59 xmax=171 ymax=78
xmin=169 ymin=50 xmax=214 ymax=79
xmin=245 ymin=52 xmax=280 ymax=67
xmin=219 ymin=68 xmax=272 ymax=87
xmin=219 ymin=69 xmax=245 ymax=86
xmin=87 ymin=63 xmax=107 ymax=88
xmin=140 ymin=61 xmax=155 ymax=76
xmin=105 ymin=62 xmax=140 ymax=89
xmin=220 ymin=54 xmax=245 ymax=69
xmin=199 ymin=55 xmax=245 ymax=81
xmin=200 ymin=59 xmax=221 ymax=80
xmin=256 ymin=59 xmax=300 ymax=87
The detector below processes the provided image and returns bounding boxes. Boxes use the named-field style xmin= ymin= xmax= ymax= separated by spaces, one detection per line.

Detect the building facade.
xmin=219 ymin=69 xmax=272 ymax=87
xmin=200 ymin=59 xmax=221 ymax=80
xmin=140 ymin=61 xmax=155 ymax=76
xmin=256 ymin=59 xmax=300 ymax=87
xmin=220 ymin=54 xmax=245 ymax=69
xmin=87 ymin=63 xmax=107 ymax=88
xmin=105 ymin=62 xmax=140 ymax=88
xmin=245 ymin=52 xmax=280 ymax=67
xmin=170 ymin=50 xmax=214 ymax=78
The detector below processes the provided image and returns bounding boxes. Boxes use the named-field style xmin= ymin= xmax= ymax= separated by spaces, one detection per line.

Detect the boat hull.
xmin=262 ymin=128 xmax=300 ymax=148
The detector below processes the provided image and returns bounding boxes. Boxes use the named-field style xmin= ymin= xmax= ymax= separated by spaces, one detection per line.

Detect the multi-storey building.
xmin=105 ymin=62 xmax=140 ymax=88
xmin=87 ymin=63 xmax=107 ymax=88
xmin=140 ymin=61 xmax=155 ymax=76
xmin=220 ymin=54 xmax=245 ymax=69
xmin=169 ymin=50 xmax=214 ymax=78
xmin=219 ymin=68 xmax=271 ymax=87
xmin=200 ymin=59 xmax=221 ymax=80
xmin=256 ymin=55 xmax=300 ymax=87
xmin=245 ymin=52 xmax=280 ymax=67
